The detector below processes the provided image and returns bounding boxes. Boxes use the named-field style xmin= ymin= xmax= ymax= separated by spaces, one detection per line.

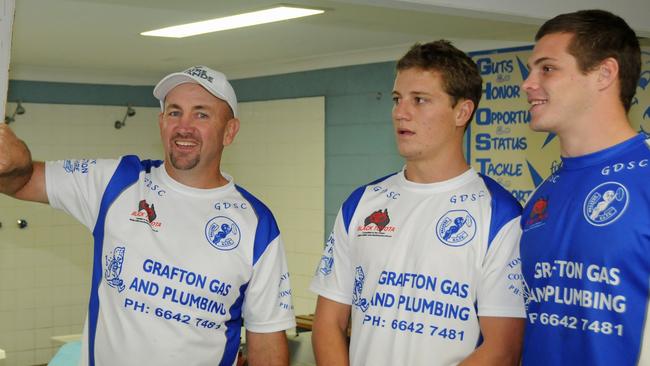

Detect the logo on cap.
xmin=154 ymin=65 xmax=238 ymax=117
xmin=185 ymin=66 xmax=214 ymax=83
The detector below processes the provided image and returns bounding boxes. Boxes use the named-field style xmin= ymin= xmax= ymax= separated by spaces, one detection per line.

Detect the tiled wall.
xmin=0 ymin=97 xmax=324 ymax=365
xmin=0 ymin=102 xmax=163 ymax=365
xmin=230 ymin=62 xmax=401 ymax=234
xmin=222 ymin=97 xmax=325 ymax=315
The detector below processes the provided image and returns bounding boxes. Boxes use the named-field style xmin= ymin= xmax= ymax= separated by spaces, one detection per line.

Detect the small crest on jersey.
xmin=436 ymin=210 xmax=476 ymax=247
xmin=317 ymin=234 xmax=335 ymax=276
xmin=583 ymin=182 xmax=629 ymax=226
xmin=63 ymin=159 xmax=96 ymax=174
xmin=205 ymin=216 xmax=241 ymax=250
xmin=524 ymin=196 xmax=549 ymax=231
xmin=365 ymin=209 xmax=390 ymax=231
xmin=105 ymin=246 xmax=126 ymax=292
xmin=356 ymin=209 xmax=397 ymax=237
xmin=129 ymin=199 xmax=163 ymax=231
xmin=352 ymin=266 xmax=369 ymax=312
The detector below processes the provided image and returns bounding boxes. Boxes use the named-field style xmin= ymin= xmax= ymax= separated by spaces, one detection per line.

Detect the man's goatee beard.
xmin=170 ymin=153 xmax=200 ymax=170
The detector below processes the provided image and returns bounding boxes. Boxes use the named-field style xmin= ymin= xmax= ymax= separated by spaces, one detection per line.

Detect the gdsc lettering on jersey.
xmin=475 ymin=108 xmax=531 ymax=126
xmin=475 ymin=133 xmax=527 ymax=151
xmin=476 ymin=158 xmax=523 ymax=177
xmin=144 ymin=177 xmax=167 ymax=197
xmin=449 ymin=190 xmax=486 ymax=204
xmin=214 ymin=201 xmax=248 ymax=210
xmin=601 ymin=159 xmax=648 ymax=175
xmin=476 ymin=58 xmax=514 ymax=75
xmin=371 ymin=185 xmax=400 ymax=200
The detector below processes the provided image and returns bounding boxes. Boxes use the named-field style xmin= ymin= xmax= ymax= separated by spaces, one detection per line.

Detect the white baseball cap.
xmin=153 ymin=65 xmax=238 ymax=118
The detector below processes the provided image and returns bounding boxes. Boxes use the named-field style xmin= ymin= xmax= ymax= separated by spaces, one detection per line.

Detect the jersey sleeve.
xmin=476 ymin=216 xmax=526 ymax=318
xmin=309 ymin=209 xmax=355 ymax=305
xmin=45 ymin=159 xmax=120 ymax=230
xmin=242 ymin=235 xmax=296 ymax=332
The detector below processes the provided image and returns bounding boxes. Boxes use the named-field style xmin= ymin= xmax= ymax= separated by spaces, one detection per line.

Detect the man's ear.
xmin=596 ymin=57 xmax=619 ymax=91
xmin=223 ymin=118 xmax=240 ymax=146
xmin=455 ymin=99 xmax=474 ymax=128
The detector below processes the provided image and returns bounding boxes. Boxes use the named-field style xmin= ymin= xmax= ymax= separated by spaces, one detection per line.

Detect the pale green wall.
xmin=9 ymin=60 xmax=404 ymax=240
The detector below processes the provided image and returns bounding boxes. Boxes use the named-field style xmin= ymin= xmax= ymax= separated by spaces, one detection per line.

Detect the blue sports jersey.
xmin=520 ymin=134 xmax=650 ymax=365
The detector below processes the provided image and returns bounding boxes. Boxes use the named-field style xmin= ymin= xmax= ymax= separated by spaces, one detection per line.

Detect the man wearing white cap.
xmin=0 ymin=65 xmax=296 ymax=366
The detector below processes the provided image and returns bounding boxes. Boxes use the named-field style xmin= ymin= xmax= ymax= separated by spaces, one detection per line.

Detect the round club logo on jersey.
xmin=204 ymin=216 xmax=241 ymax=250
xmin=583 ymin=181 xmax=629 ymax=227
xmin=436 ymin=210 xmax=476 ymax=247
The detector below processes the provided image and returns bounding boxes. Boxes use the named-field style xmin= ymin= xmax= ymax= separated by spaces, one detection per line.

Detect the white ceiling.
xmin=8 ymin=0 xmax=650 ymax=84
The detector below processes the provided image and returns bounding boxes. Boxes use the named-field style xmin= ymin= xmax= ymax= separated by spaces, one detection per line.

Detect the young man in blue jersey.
xmin=0 ymin=66 xmax=295 ymax=366
xmin=520 ymin=10 xmax=648 ymax=366
xmin=310 ymin=40 xmax=526 ymax=366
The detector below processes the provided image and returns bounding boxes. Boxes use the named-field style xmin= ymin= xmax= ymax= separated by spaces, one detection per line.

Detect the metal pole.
xmin=1 ymin=0 xmax=17 ymax=124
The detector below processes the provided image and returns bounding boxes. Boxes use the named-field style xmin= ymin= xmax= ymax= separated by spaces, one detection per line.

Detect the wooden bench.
xmin=295 ymin=314 xmax=351 ymax=336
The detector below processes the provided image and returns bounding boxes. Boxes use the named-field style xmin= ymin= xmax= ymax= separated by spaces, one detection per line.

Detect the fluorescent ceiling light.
xmin=141 ymin=6 xmax=324 ymax=38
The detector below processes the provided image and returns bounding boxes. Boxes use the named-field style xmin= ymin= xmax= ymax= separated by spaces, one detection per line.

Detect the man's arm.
xmin=312 ymin=295 xmax=351 ymax=366
xmin=0 ymin=124 xmax=47 ymax=202
xmin=459 ymin=316 xmax=525 ymax=366
xmin=246 ymin=330 xmax=289 ymax=366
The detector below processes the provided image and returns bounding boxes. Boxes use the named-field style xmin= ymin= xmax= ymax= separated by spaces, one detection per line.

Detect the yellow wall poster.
xmin=468 ymin=46 xmax=650 ymax=205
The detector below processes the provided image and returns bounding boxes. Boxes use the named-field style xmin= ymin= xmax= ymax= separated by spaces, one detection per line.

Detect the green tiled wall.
xmin=9 ymin=60 xmax=404 ymax=240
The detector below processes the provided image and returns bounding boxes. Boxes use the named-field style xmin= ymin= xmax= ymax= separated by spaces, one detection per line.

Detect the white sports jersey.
xmin=520 ymin=134 xmax=650 ymax=366
xmin=310 ymin=168 xmax=525 ymax=366
xmin=45 ymin=156 xmax=295 ymax=366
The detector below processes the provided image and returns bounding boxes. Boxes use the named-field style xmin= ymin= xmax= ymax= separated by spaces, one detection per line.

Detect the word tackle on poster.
xmin=468 ymin=46 xmax=650 ymax=205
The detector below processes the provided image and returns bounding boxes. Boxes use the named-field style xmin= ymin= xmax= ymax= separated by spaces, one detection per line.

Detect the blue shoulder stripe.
xmin=478 ymin=173 xmax=522 ymax=249
xmin=140 ymin=159 xmax=163 ymax=173
xmin=235 ymin=185 xmax=280 ymax=266
xmin=219 ymin=282 xmax=248 ymax=366
xmin=88 ymin=155 xmax=148 ymax=366
xmin=342 ymin=172 xmax=398 ymax=234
